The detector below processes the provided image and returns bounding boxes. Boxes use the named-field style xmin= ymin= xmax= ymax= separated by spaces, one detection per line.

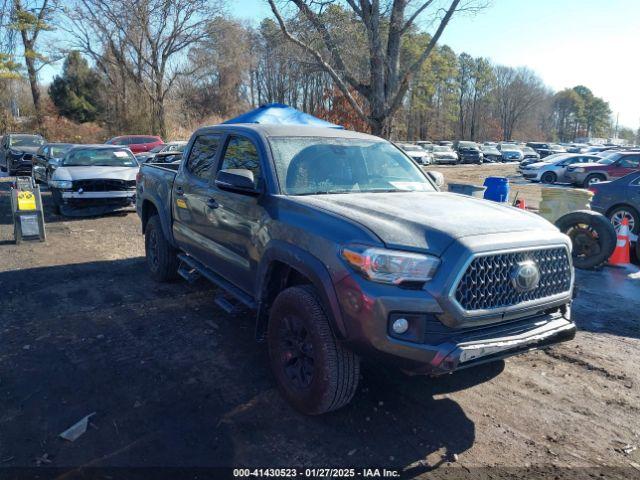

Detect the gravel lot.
xmin=1 ymin=167 xmax=639 ymax=479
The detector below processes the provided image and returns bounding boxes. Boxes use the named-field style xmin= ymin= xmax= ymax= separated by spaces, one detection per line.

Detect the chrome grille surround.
xmin=452 ymin=246 xmax=573 ymax=315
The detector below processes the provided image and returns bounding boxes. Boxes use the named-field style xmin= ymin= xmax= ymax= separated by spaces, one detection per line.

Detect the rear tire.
xmin=268 ymin=285 xmax=360 ymax=415
xmin=144 ymin=215 xmax=179 ymax=282
xmin=541 ymin=171 xmax=557 ymax=184
xmin=555 ymin=210 xmax=616 ymax=269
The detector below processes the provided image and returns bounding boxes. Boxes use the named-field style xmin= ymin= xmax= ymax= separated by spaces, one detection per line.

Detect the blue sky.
xmin=43 ymin=0 xmax=640 ymax=128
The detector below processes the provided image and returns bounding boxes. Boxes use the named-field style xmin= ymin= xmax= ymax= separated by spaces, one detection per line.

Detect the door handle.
xmin=175 ymin=186 xmax=184 ymax=196
xmin=206 ymin=197 xmax=219 ymax=209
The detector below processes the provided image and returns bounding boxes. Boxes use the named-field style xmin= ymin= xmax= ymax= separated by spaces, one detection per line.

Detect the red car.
xmin=565 ymin=152 xmax=640 ymax=187
xmin=105 ymin=135 xmax=164 ymax=154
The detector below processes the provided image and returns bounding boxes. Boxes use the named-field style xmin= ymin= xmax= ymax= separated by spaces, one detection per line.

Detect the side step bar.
xmin=177 ymin=253 xmax=257 ymax=310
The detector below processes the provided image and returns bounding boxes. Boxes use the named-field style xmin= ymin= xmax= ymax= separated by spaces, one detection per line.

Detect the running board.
xmin=177 ymin=253 xmax=257 ymax=310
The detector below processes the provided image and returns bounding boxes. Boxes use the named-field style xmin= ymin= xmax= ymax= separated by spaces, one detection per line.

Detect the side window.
xmin=219 ymin=136 xmax=262 ymax=188
xmin=631 ymin=176 xmax=640 ymax=186
xmin=185 ymin=134 xmax=221 ymax=181
xmin=619 ymin=155 xmax=640 ymax=168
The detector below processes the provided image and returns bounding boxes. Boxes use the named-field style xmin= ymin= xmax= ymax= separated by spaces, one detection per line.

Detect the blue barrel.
xmin=483 ymin=176 xmax=510 ymax=203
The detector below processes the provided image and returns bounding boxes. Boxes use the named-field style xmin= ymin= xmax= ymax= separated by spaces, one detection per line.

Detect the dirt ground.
xmin=1 ymin=167 xmax=639 ymax=479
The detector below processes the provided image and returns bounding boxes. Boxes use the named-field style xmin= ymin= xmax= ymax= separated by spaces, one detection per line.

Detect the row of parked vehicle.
xmin=0 ymin=132 xmax=186 ymax=216
xmin=396 ymin=140 xmax=544 ymax=165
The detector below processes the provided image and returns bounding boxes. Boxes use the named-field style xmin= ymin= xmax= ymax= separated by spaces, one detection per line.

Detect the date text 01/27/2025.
xmin=233 ymin=468 xmax=401 ymax=478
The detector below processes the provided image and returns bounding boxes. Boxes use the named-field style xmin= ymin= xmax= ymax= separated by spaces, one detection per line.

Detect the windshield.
xmin=401 ymin=144 xmax=422 ymax=152
xmin=434 ymin=146 xmax=453 ymax=152
xmin=62 ymin=148 xmax=138 ymax=167
xmin=501 ymin=146 xmax=520 ymax=152
xmin=458 ymin=142 xmax=478 ymax=149
xmin=597 ymin=155 xmax=619 ymax=165
xmin=269 ymin=137 xmax=436 ymax=195
xmin=51 ymin=144 xmax=73 ymax=158
xmin=522 ymin=147 xmax=536 ymax=154
xmin=10 ymin=135 xmax=44 ymax=147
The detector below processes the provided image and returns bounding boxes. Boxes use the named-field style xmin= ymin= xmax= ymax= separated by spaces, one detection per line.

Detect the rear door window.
xmin=619 ymin=155 xmax=640 ymax=168
xmin=185 ymin=134 xmax=221 ymax=181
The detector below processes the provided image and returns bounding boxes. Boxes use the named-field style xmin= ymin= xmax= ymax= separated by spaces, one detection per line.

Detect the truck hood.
xmin=290 ymin=192 xmax=556 ymax=255
xmin=52 ymin=166 xmax=138 ymax=181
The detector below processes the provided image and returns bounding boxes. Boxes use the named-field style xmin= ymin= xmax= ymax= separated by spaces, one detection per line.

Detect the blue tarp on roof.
xmin=223 ymin=103 xmax=343 ymax=129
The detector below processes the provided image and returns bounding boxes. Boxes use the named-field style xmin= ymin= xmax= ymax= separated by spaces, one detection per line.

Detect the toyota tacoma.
xmin=136 ymin=124 xmax=576 ymax=415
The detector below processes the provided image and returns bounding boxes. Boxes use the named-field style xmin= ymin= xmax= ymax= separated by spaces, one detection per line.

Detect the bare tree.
xmin=267 ymin=0 xmax=484 ymax=136
xmin=494 ymin=66 xmax=545 ymax=140
xmin=6 ymin=0 xmax=60 ymax=127
xmin=67 ymin=0 xmax=221 ymax=138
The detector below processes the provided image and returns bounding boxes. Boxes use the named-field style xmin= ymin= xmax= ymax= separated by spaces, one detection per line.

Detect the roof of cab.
xmin=199 ymin=123 xmax=382 ymax=142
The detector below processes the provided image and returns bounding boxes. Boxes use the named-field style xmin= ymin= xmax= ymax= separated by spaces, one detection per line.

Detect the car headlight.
xmin=49 ymin=180 xmax=73 ymax=189
xmin=341 ymin=246 xmax=440 ymax=285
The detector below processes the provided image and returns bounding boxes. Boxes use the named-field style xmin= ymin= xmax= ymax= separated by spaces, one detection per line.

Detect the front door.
xmin=205 ymin=135 xmax=265 ymax=294
xmin=172 ymin=133 xmax=223 ymax=266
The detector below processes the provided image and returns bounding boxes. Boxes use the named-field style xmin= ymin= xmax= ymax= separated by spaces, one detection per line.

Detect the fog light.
xmin=392 ymin=317 xmax=409 ymax=334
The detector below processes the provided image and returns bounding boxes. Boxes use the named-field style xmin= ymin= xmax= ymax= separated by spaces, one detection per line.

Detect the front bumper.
xmin=522 ymin=171 xmax=541 ymax=180
xmin=334 ymin=273 xmax=574 ymax=375
xmin=53 ymin=189 xmax=136 ymax=215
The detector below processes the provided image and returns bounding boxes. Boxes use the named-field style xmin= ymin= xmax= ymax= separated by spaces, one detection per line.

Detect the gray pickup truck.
xmin=136 ymin=124 xmax=576 ymax=415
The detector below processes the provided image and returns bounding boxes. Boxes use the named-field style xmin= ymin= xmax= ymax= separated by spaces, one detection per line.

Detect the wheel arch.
xmin=255 ymin=241 xmax=347 ymax=342
xmin=140 ymin=198 xmax=174 ymax=245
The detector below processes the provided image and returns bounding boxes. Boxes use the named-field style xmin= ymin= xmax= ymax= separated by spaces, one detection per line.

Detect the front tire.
xmin=541 ymin=171 xmax=557 ymax=184
xmin=583 ymin=174 xmax=605 ymax=188
xmin=144 ymin=215 xmax=179 ymax=282
xmin=268 ymin=285 xmax=360 ymax=415
xmin=608 ymin=205 xmax=639 ymax=236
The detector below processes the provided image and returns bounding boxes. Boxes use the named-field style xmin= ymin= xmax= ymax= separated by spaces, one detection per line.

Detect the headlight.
xmin=341 ymin=246 xmax=440 ymax=285
xmin=49 ymin=180 xmax=73 ymax=189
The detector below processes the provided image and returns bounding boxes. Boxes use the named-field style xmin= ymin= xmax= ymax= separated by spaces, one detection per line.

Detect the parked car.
xmin=498 ymin=144 xmax=524 ymax=162
xmin=431 ymin=145 xmax=459 ymax=164
xmin=136 ymin=141 xmax=187 ymax=163
xmin=454 ymin=141 xmax=483 ymax=164
xmin=136 ymin=123 xmax=576 ymax=415
xmin=521 ymin=146 xmax=540 ymax=162
xmin=526 ymin=142 xmax=566 ymax=159
xmin=105 ymin=135 xmax=164 ymax=154
xmin=480 ymin=144 xmax=502 ymax=163
xmin=437 ymin=140 xmax=454 ymax=146
xmin=519 ymin=152 xmax=568 ymax=171
xmin=48 ymin=145 xmax=139 ymax=215
xmin=590 ymin=171 xmax=640 ymax=239
xmin=397 ymin=142 xmax=432 ymax=165
xmin=566 ymin=143 xmax=589 ymax=154
xmin=415 ymin=141 xmax=433 ymax=150
xmin=0 ymin=133 xmax=46 ymax=175
xmin=32 ymin=143 xmax=75 ymax=184
xmin=521 ymin=154 xmax=602 ymax=184
xmin=565 ymin=152 xmax=640 ymax=187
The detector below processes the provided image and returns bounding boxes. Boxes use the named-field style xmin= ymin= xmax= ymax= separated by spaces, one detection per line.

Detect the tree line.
xmin=0 ymin=0 xmax=633 ymax=143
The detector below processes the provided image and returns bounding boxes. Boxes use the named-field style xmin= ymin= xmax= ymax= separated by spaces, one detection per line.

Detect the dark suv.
xmin=0 ymin=133 xmax=46 ymax=175
xmin=136 ymin=124 xmax=576 ymax=415
xmin=454 ymin=141 xmax=483 ymax=164
xmin=526 ymin=142 xmax=566 ymax=159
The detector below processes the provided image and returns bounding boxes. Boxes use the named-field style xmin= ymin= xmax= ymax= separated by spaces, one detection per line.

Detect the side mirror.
xmin=426 ymin=170 xmax=445 ymax=187
xmin=215 ymin=168 xmax=260 ymax=195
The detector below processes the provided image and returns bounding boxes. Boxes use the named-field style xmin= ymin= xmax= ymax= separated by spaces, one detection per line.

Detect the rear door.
xmin=172 ymin=133 xmax=223 ymax=265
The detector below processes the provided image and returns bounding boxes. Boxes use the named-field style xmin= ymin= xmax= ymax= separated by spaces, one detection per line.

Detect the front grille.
xmin=454 ymin=247 xmax=571 ymax=312
xmin=73 ymin=179 xmax=136 ymax=192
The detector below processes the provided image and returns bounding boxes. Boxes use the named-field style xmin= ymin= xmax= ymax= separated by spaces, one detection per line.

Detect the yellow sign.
xmin=17 ymin=191 xmax=37 ymax=211
xmin=176 ymin=198 xmax=187 ymax=209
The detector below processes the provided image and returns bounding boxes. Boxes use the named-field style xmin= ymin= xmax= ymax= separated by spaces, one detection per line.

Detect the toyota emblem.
xmin=511 ymin=260 xmax=540 ymax=292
